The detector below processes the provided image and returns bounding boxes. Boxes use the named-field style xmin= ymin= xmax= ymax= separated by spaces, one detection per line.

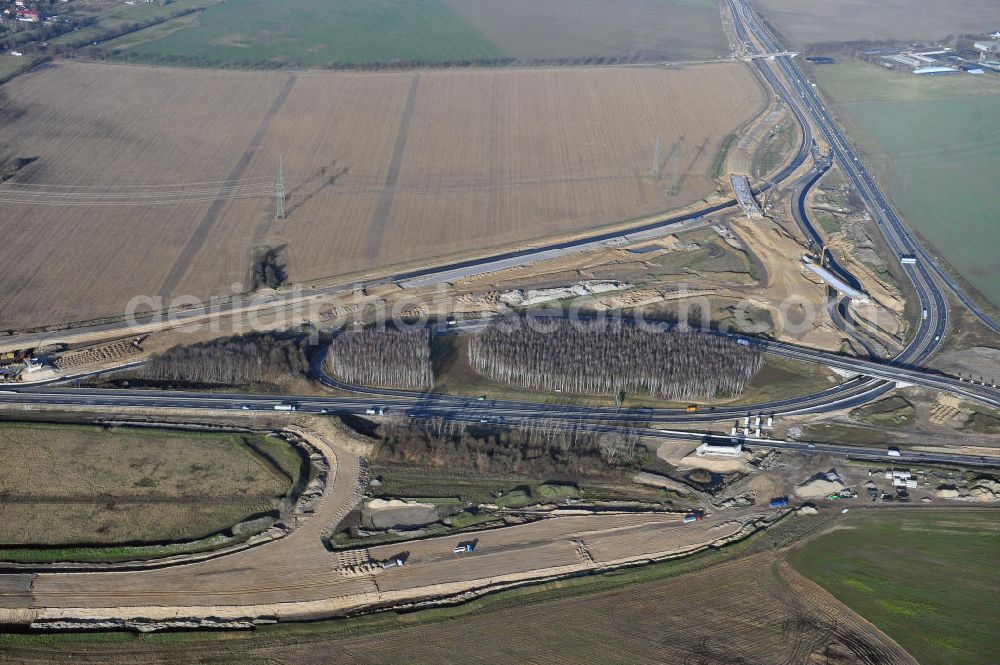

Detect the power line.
xmin=275 ymin=155 xmax=286 ymax=220
xmin=667 ymin=136 xmax=684 ymax=197
xmin=651 ymin=136 xmax=661 ymax=180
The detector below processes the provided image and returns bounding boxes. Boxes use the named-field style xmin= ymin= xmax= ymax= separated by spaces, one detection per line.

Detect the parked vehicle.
xmin=682 ymin=514 xmax=703 ymax=524
xmin=453 ymin=542 xmax=475 ymax=554
xmin=382 ymin=558 xmax=405 ymax=570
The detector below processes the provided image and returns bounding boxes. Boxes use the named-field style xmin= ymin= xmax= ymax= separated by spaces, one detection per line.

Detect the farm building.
xmin=913 ymin=66 xmax=959 ymax=76
xmin=973 ymin=41 xmax=1000 ymax=56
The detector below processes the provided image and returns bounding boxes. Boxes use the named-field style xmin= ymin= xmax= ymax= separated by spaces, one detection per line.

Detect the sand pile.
xmin=794 ymin=469 xmax=847 ymax=499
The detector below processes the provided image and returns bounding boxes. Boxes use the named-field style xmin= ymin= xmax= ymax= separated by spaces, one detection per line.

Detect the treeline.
xmin=110 ymin=332 xmax=311 ymax=389
xmin=374 ymin=417 xmax=645 ymax=479
xmin=326 ymin=329 xmax=432 ymax=390
xmin=90 ymin=52 xmax=664 ymax=72
xmin=468 ymin=319 xmax=763 ymax=400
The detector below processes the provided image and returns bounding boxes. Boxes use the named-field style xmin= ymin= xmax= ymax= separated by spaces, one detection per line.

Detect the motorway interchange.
xmin=0 ymin=0 xmax=997 ymax=473
xmin=1 ymin=1 xmax=999 ymax=636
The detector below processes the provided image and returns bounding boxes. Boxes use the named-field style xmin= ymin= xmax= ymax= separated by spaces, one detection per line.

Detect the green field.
xmin=0 ymin=422 xmax=304 ymax=560
xmin=446 ymin=0 xmax=728 ymax=61
xmin=107 ymin=0 xmax=727 ymax=67
xmin=48 ymin=0 xmax=222 ymax=48
xmin=0 ymin=54 xmax=34 ymax=81
xmin=119 ymin=0 xmax=504 ymax=67
xmin=789 ymin=510 xmax=1000 ymax=665
xmin=810 ymin=61 xmax=1000 ymax=308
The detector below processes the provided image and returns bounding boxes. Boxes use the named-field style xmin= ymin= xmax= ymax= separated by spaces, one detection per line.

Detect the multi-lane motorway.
xmin=730 ymin=0 xmax=999 ymax=335
xmin=0 ymin=0 xmax=996 ymax=471
xmin=2 ymin=384 xmax=997 ymax=468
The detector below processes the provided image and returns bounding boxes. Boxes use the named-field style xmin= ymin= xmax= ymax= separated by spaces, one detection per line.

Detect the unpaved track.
xmin=0 ymin=419 xmax=769 ymax=627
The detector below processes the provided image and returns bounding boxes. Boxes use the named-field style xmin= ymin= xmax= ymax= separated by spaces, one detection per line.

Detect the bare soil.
xmin=0 ymin=61 xmax=762 ymax=330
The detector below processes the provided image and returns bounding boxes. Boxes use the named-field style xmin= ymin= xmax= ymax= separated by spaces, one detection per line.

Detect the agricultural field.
xmin=0 ymin=55 xmax=34 ymax=82
xmin=105 ymin=0 xmax=728 ymax=67
xmin=0 ymin=533 xmax=911 ymax=664
xmin=807 ymin=61 xmax=1000 ymax=308
xmin=755 ymin=0 xmax=999 ymax=48
xmin=0 ymin=422 xmax=303 ymax=559
xmin=0 ymin=61 xmax=762 ymax=329
xmin=116 ymin=0 xmax=504 ymax=67
xmin=789 ymin=509 xmax=1000 ymax=665
xmin=445 ymin=0 xmax=729 ymax=62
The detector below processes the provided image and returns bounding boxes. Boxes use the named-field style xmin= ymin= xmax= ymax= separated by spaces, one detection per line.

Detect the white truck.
xmin=887 ymin=447 xmax=902 ymax=457
xmin=382 ymin=557 xmax=405 ymax=570
xmin=365 ymin=407 xmax=386 ymax=416
xmin=273 ymin=403 xmax=297 ymax=411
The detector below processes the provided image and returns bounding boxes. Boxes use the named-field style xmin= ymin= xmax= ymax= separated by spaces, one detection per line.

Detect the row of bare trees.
xmin=109 ymin=333 xmax=310 ymax=389
xmin=326 ymin=329 xmax=433 ymax=390
xmin=374 ymin=417 xmax=645 ymax=479
xmin=467 ymin=319 xmax=763 ymax=400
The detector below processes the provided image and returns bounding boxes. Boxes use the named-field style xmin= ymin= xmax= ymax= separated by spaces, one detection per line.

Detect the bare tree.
xmin=468 ymin=319 xmax=763 ymax=400
xmin=373 ymin=417 xmax=644 ymax=479
xmin=326 ymin=329 xmax=433 ymax=390
xmin=125 ymin=333 xmax=310 ymax=388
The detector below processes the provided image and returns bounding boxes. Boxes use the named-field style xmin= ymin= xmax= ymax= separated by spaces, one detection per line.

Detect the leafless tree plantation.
xmin=326 ymin=329 xmax=433 ymax=390
xmin=468 ymin=319 xmax=764 ymax=400
xmin=374 ymin=416 xmax=644 ymax=478
xmin=129 ymin=333 xmax=310 ymax=388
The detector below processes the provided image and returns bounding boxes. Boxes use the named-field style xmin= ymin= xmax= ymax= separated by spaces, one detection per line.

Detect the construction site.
xmin=0 ymin=0 xmax=997 ymax=662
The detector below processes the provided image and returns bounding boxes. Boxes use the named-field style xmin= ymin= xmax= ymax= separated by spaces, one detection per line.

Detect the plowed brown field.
xmin=0 ymin=61 xmax=762 ymax=329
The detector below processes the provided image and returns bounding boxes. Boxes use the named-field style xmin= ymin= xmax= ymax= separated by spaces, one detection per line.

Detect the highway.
xmin=729 ymin=0 xmax=999 ymax=338
xmin=1 ymin=385 xmax=996 ymax=469
xmin=0 ymin=0 xmax=995 ymax=473
xmin=423 ymin=316 xmax=1000 ymax=407
xmin=728 ymin=0 xmax=957 ymax=382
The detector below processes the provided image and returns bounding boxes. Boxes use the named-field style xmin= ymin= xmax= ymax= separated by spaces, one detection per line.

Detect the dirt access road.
xmin=0 ymin=425 xmax=771 ymax=629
